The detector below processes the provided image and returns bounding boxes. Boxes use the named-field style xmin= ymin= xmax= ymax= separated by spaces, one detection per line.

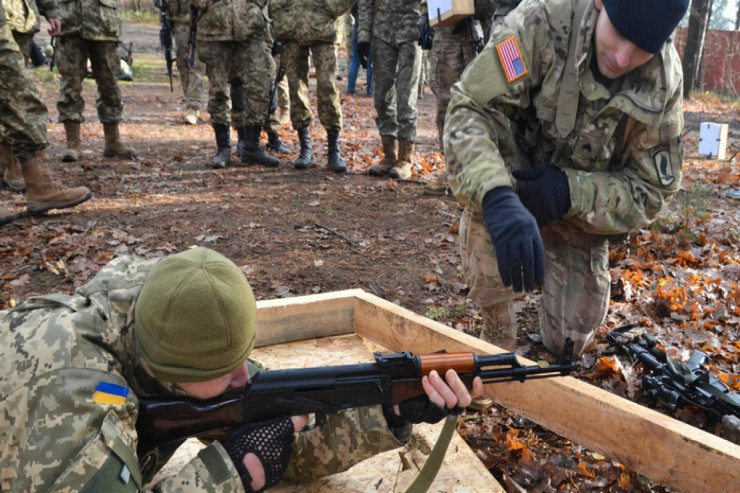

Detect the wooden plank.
xmin=352 ymin=290 xmax=740 ymax=493
xmin=254 ymin=289 xmax=362 ymax=347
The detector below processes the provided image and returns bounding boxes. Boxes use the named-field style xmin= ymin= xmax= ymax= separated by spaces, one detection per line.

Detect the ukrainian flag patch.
xmin=93 ymin=381 xmax=129 ymax=406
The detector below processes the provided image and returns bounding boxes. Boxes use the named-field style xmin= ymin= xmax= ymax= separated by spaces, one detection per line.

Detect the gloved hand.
xmin=224 ymin=417 xmax=295 ymax=493
xmin=357 ymin=41 xmax=370 ymax=69
xmin=512 ymin=168 xmax=571 ymax=228
xmin=482 ymin=187 xmax=545 ymax=292
xmin=384 ymin=395 xmax=463 ymax=428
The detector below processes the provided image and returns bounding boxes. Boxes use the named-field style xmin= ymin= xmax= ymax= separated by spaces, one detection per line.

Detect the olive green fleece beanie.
xmin=134 ymin=247 xmax=257 ymax=383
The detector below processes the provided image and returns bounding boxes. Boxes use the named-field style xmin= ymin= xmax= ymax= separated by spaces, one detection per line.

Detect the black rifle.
xmin=136 ymin=343 xmax=578 ymax=459
xmin=606 ymin=324 xmax=740 ymax=424
xmin=266 ymin=42 xmax=285 ymax=121
xmin=188 ymin=4 xmax=198 ymax=67
xmin=49 ymin=37 xmax=57 ymax=72
xmin=158 ymin=5 xmax=174 ymax=91
xmin=465 ymin=16 xmax=485 ymax=57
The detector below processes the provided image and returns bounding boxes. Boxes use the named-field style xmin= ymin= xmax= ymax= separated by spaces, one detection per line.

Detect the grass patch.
xmin=426 ymin=305 xmax=450 ymax=320
xmin=121 ymin=9 xmax=159 ymax=24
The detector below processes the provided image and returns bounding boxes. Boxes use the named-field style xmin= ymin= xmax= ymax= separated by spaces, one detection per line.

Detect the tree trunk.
xmin=682 ymin=0 xmax=713 ymax=98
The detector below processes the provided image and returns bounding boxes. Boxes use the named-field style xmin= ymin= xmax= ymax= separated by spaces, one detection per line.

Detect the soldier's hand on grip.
xmin=357 ymin=41 xmax=370 ymax=69
xmin=513 ymin=168 xmax=571 ymax=228
xmin=482 ymin=187 xmax=545 ymax=292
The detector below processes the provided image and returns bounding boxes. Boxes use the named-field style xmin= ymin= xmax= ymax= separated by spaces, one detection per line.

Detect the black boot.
xmin=236 ymin=126 xmax=245 ymax=155
xmin=326 ymin=128 xmax=347 ymax=173
xmin=266 ymin=132 xmax=290 ymax=154
xmin=293 ymin=127 xmax=314 ymax=170
xmin=211 ymin=124 xmax=231 ymax=168
xmin=240 ymin=126 xmax=279 ymax=167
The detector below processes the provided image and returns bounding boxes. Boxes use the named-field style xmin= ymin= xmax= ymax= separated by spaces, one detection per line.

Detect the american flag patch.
xmin=496 ymin=36 xmax=527 ymax=83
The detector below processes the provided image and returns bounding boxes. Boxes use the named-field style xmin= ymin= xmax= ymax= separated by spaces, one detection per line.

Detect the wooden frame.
xmin=255 ymin=289 xmax=740 ymax=493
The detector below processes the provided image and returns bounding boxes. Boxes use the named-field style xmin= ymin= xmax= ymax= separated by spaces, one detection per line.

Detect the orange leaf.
xmin=578 ymin=461 xmax=594 ymax=478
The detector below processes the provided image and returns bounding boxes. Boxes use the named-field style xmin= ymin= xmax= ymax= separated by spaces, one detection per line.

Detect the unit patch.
xmin=652 ymin=146 xmax=675 ymax=187
xmin=496 ymin=36 xmax=528 ymax=83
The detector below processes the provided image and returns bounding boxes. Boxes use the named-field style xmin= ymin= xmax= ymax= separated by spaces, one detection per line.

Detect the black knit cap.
xmin=602 ymin=0 xmax=690 ymax=54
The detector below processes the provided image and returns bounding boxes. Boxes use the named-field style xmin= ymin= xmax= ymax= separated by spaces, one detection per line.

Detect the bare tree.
xmin=682 ymin=0 xmax=713 ymax=97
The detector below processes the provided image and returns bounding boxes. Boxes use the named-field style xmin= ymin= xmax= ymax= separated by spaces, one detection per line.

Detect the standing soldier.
xmin=194 ymin=0 xmax=280 ymax=168
xmin=0 ymin=0 xmax=62 ymax=192
xmin=56 ymin=0 xmax=136 ymax=162
xmin=0 ymin=7 xmax=91 ymax=225
xmin=164 ymin=0 xmax=205 ymax=125
xmin=358 ymin=0 xmax=425 ymax=180
xmin=424 ymin=0 xmax=509 ymax=195
xmin=270 ymin=0 xmax=353 ymax=173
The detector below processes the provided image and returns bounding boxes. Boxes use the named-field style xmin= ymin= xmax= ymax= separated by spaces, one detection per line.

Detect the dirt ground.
xmin=2 ymin=22 xmax=739 ymax=492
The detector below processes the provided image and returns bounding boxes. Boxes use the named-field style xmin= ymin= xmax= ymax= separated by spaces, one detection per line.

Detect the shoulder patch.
xmin=93 ymin=381 xmax=129 ymax=406
xmin=496 ymin=36 xmax=528 ymax=83
xmin=652 ymin=146 xmax=675 ymax=187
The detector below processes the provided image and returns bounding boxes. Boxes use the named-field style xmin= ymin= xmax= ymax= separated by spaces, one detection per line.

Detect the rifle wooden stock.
xmin=136 ymin=349 xmax=577 ymax=460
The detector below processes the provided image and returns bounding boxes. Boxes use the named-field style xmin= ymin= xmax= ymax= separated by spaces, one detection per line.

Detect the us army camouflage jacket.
xmin=192 ymin=0 xmax=269 ymax=42
xmin=270 ymin=0 xmax=354 ymax=45
xmin=57 ymin=0 xmax=123 ymax=40
xmin=0 ymin=255 xmax=404 ymax=492
xmin=444 ymin=0 xmax=684 ymax=235
xmin=1 ymin=0 xmax=60 ymax=34
xmin=358 ymin=0 xmax=425 ymax=45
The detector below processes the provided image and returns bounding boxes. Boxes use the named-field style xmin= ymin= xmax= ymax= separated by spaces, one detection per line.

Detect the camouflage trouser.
xmin=0 ymin=22 xmax=48 ymax=161
xmin=460 ymin=208 xmax=611 ymax=357
xmin=418 ymin=49 xmax=428 ymax=93
xmin=173 ymin=22 xmax=205 ymax=111
xmin=282 ymin=41 xmax=341 ymax=132
xmin=198 ymin=38 xmax=273 ymax=127
xmin=56 ymin=36 xmax=123 ymax=124
xmin=11 ymin=31 xmax=34 ymax=64
xmin=429 ymin=27 xmax=473 ymax=149
xmin=263 ymin=53 xmax=285 ymax=134
xmin=371 ymin=36 xmax=421 ymax=142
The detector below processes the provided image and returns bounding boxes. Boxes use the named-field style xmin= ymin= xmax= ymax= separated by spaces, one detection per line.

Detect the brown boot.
xmin=390 ymin=140 xmax=415 ymax=179
xmin=479 ymin=301 xmax=518 ymax=351
xmin=423 ymin=177 xmax=450 ymax=196
xmin=22 ymin=154 xmax=92 ymax=215
xmin=368 ymin=135 xmax=397 ymax=176
xmin=102 ymin=122 xmax=137 ymax=159
xmin=62 ymin=121 xmax=81 ymax=163
xmin=0 ymin=206 xmax=21 ymax=226
xmin=1 ymin=142 xmax=25 ymax=192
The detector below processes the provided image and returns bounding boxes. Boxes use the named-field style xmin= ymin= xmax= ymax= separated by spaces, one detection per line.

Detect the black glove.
xmin=512 ymin=168 xmax=571 ymax=228
xmin=482 ymin=187 xmax=545 ymax=292
xmin=383 ymin=395 xmax=463 ymax=429
xmin=357 ymin=41 xmax=370 ymax=69
xmin=224 ymin=417 xmax=295 ymax=493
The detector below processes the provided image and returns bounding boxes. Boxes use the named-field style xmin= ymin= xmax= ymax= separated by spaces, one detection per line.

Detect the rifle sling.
xmin=404 ymin=415 xmax=458 ymax=493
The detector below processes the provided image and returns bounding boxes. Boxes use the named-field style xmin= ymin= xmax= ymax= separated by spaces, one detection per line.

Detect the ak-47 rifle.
xmin=136 ymin=342 xmax=578 ymax=460
xmin=188 ymin=4 xmax=198 ymax=67
xmin=607 ymin=324 xmax=740 ymax=427
xmin=155 ymin=0 xmax=174 ymax=91
xmin=266 ymin=42 xmax=285 ymax=121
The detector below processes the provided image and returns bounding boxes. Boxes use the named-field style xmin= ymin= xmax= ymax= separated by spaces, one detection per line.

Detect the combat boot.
xmin=423 ymin=177 xmax=451 ymax=196
xmin=293 ymin=127 xmax=314 ymax=170
xmin=389 ymin=140 xmax=415 ymax=180
xmin=62 ymin=121 xmax=81 ymax=162
xmin=240 ymin=126 xmax=279 ymax=167
xmin=1 ymin=206 xmax=21 ymax=226
xmin=22 ymin=153 xmax=92 ymax=215
xmin=479 ymin=301 xmax=518 ymax=351
xmin=326 ymin=128 xmax=347 ymax=173
xmin=266 ymin=132 xmax=289 ymax=154
xmin=102 ymin=123 xmax=137 ymax=159
xmin=211 ymin=124 xmax=231 ymax=168
xmin=368 ymin=135 xmax=397 ymax=176
xmin=236 ymin=126 xmax=246 ymax=156
xmin=1 ymin=142 xmax=25 ymax=192
xmin=184 ymin=106 xmax=199 ymax=125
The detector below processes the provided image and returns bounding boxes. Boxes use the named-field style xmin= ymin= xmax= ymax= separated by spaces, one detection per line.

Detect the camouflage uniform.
xmin=0 ymin=254 xmax=406 ymax=491
xmin=358 ymin=0 xmax=424 ymax=143
xmin=0 ymin=9 xmax=48 ymax=162
xmin=194 ymin=0 xmax=272 ymax=128
xmin=166 ymin=0 xmax=205 ymax=113
xmin=2 ymin=0 xmax=60 ymax=58
xmin=445 ymin=0 xmax=684 ymax=355
xmin=270 ymin=0 xmax=354 ymax=172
